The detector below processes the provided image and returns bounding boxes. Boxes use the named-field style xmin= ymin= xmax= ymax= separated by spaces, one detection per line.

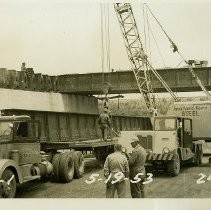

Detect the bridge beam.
xmin=58 ymin=67 xmax=211 ymax=94
xmin=1 ymin=67 xmax=211 ymax=94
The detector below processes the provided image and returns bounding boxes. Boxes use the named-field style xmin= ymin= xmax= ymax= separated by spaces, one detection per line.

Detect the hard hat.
xmin=130 ymin=136 xmax=139 ymax=143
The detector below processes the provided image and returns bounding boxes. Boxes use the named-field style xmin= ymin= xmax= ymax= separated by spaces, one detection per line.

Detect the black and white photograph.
xmin=0 ymin=0 xmax=211 ymax=209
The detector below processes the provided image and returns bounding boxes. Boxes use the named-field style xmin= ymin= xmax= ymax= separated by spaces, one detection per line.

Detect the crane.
xmin=114 ymin=3 xmax=205 ymax=176
xmin=114 ymin=3 xmax=179 ymax=118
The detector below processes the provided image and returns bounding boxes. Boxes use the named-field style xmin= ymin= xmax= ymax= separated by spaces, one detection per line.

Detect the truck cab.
xmin=119 ymin=116 xmax=203 ymax=176
xmin=154 ymin=116 xmax=193 ymax=152
xmin=0 ymin=115 xmax=44 ymax=198
xmin=144 ymin=116 xmax=203 ymax=176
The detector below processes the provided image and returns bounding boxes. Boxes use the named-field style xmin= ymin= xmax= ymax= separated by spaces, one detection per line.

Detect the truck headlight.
xmin=163 ymin=147 xmax=170 ymax=154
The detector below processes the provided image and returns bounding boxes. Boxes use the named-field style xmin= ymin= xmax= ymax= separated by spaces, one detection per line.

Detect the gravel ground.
xmin=16 ymin=156 xmax=211 ymax=198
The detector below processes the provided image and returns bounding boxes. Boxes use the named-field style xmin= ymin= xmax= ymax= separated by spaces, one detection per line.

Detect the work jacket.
xmin=129 ymin=144 xmax=146 ymax=174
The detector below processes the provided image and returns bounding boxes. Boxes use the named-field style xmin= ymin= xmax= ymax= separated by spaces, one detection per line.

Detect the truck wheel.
xmin=0 ymin=169 xmax=16 ymax=198
xmin=73 ymin=151 xmax=85 ymax=179
xmin=167 ymin=153 xmax=180 ymax=176
xmin=52 ymin=153 xmax=61 ymax=182
xmin=94 ymin=149 xmax=106 ymax=168
xmin=59 ymin=152 xmax=75 ymax=183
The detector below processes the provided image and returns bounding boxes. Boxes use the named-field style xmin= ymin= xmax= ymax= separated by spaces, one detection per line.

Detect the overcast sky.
xmin=0 ymin=0 xmax=211 ymax=76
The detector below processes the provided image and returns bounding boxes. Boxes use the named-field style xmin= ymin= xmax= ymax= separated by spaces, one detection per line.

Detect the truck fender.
xmin=0 ymin=159 xmax=23 ymax=184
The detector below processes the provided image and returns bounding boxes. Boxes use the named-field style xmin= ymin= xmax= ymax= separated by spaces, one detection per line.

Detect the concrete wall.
xmin=0 ymin=88 xmax=98 ymax=114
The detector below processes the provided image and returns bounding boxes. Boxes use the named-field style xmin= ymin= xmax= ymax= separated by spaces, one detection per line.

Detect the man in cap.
xmin=98 ymin=108 xmax=111 ymax=141
xmin=104 ymin=143 xmax=129 ymax=198
xmin=129 ymin=136 xmax=147 ymax=198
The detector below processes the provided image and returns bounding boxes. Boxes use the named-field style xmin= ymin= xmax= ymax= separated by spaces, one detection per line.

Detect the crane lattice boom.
xmin=114 ymin=3 xmax=178 ymax=115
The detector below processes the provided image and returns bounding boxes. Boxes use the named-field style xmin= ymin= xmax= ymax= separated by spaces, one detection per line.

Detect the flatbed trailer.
xmin=41 ymin=138 xmax=118 ymax=167
xmin=41 ymin=139 xmax=118 ymax=150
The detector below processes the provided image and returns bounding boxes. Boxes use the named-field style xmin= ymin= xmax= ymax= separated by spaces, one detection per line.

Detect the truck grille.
xmin=137 ymin=135 xmax=152 ymax=150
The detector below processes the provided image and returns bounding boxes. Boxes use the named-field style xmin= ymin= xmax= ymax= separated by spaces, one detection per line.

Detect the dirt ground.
xmin=16 ymin=156 xmax=211 ymax=198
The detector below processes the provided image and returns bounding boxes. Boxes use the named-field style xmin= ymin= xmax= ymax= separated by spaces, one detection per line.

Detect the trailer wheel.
xmin=59 ymin=152 xmax=75 ymax=183
xmin=167 ymin=153 xmax=180 ymax=176
xmin=0 ymin=169 xmax=16 ymax=198
xmin=94 ymin=151 xmax=105 ymax=168
xmin=73 ymin=151 xmax=85 ymax=179
xmin=94 ymin=147 xmax=111 ymax=168
xmin=52 ymin=153 xmax=61 ymax=182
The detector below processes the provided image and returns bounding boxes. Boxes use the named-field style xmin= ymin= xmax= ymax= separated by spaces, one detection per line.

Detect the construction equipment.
xmin=0 ymin=114 xmax=112 ymax=198
xmin=144 ymin=3 xmax=211 ymax=101
xmin=114 ymin=3 xmax=178 ymax=118
xmin=115 ymin=3 xmax=204 ymax=176
xmin=0 ymin=107 xmax=151 ymax=198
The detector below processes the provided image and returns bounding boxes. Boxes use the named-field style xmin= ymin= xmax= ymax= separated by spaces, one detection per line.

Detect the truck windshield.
xmin=0 ymin=122 xmax=13 ymax=140
xmin=154 ymin=118 xmax=176 ymax=131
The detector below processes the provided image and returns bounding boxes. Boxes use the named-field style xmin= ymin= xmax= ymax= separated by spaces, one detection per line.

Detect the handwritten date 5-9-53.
xmin=85 ymin=172 xmax=153 ymax=185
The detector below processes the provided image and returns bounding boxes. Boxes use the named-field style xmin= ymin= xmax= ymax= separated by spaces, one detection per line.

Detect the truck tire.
xmin=59 ymin=152 xmax=75 ymax=183
xmin=52 ymin=153 xmax=61 ymax=182
xmin=0 ymin=169 xmax=16 ymax=198
xmin=94 ymin=149 xmax=106 ymax=168
xmin=73 ymin=151 xmax=85 ymax=179
xmin=167 ymin=153 xmax=180 ymax=176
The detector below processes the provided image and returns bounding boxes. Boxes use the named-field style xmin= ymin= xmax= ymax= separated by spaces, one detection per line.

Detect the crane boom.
xmin=114 ymin=3 xmax=178 ymax=116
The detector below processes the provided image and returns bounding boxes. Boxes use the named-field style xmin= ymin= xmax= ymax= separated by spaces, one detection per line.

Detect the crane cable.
xmin=143 ymin=4 xmax=174 ymax=111
xmin=145 ymin=3 xmax=211 ymax=100
xmin=144 ymin=4 xmax=178 ymax=54
xmin=143 ymin=4 xmax=166 ymax=68
xmin=100 ymin=3 xmax=112 ymax=109
xmin=100 ymin=3 xmax=105 ymax=82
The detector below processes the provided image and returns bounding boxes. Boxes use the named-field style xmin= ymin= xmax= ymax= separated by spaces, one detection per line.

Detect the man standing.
xmin=104 ymin=143 xmax=129 ymax=198
xmin=129 ymin=136 xmax=147 ymax=198
xmin=98 ymin=109 xmax=111 ymax=141
xmin=21 ymin=62 xmax=26 ymax=71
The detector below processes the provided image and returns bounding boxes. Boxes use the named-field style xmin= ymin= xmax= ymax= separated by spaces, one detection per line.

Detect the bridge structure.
xmin=1 ymin=67 xmax=211 ymax=95
xmin=0 ymin=66 xmax=210 ymax=141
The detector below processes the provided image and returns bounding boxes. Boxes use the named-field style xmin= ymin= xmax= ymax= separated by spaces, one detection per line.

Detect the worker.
xmin=104 ymin=143 xmax=129 ymax=198
xmin=21 ymin=62 xmax=26 ymax=71
xmin=128 ymin=136 xmax=147 ymax=198
xmin=98 ymin=108 xmax=111 ymax=141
